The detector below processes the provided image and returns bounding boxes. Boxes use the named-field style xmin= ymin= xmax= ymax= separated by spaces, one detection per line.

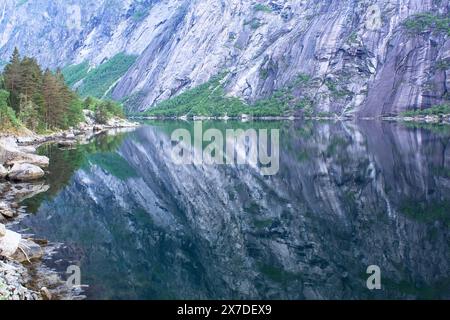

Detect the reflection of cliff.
xmin=20 ymin=122 xmax=450 ymax=300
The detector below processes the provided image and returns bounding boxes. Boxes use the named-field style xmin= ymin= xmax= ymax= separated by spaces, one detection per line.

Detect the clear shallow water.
xmin=15 ymin=120 xmax=450 ymax=300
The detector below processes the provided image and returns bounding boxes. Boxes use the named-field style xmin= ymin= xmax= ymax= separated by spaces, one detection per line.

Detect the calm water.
xmin=16 ymin=120 xmax=450 ymax=300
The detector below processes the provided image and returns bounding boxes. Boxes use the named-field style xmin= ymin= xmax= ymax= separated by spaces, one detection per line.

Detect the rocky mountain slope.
xmin=0 ymin=0 xmax=449 ymax=116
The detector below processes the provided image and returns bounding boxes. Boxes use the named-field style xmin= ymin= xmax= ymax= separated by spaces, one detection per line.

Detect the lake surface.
xmin=16 ymin=120 xmax=450 ymax=300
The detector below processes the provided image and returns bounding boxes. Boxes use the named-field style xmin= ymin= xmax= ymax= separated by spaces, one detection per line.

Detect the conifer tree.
xmin=3 ymin=47 xmax=22 ymax=113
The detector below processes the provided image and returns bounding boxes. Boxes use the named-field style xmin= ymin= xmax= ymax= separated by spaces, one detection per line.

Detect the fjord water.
xmin=17 ymin=121 xmax=450 ymax=300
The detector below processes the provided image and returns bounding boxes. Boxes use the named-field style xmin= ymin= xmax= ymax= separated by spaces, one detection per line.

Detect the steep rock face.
xmin=0 ymin=0 xmax=177 ymax=67
xmin=0 ymin=0 xmax=449 ymax=115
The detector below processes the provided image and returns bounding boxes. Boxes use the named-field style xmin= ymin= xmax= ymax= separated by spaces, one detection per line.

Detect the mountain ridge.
xmin=0 ymin=0 xmax=449 ymax=116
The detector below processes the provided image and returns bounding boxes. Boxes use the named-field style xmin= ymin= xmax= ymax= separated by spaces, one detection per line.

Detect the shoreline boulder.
xmin=0 ymin=223 xmax=6 ymax=237
xmin=11 ymin=239 xmax=44 ymax=263
xmin=0 ymin=229 xmax=21 ymax=258
xmin=0 ymin=164 xmax=7 ymax=179
xmin=0 ymin=138 xmax=49 ymax=168
xmin=0 ymin=201 xmax=15 ymax=219
xmin=7 ymin=163 xmax=45 ymax=182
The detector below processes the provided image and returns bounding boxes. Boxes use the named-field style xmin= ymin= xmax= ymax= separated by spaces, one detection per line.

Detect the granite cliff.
xmin=0 ymin=0 xmax=449 ymax=115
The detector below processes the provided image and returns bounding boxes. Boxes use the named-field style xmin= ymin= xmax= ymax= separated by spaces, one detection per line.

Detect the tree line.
xmin=0 ymin=48 xmax=124 ymax=133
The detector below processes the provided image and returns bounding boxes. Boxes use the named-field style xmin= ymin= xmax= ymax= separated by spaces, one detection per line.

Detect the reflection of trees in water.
xmin=23 ymin=132 xmax=128 ymax=213
xmin=19 ymin=121 xmax=450 ymax=300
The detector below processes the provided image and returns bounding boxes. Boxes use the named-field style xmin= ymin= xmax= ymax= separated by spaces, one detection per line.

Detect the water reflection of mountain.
xmin=19 ymin=121 xmax=450 ymax=300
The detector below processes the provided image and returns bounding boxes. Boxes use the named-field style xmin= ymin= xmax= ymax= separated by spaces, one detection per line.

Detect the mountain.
xmin=0 ymin=0 xmax=449 ymax=115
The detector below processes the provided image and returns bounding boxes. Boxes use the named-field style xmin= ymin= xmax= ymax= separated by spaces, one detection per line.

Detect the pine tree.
xmin=2 ymin=49 xmax=92 ymax=132
xmin=20 ymin=57 xmax=43 ymax=100
xmin=3 ymin=47 xmax=22 ymax=113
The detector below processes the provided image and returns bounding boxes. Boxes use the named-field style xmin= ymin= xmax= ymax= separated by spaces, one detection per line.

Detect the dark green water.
xmin=16 ymin=120 xmax=450 ymax=300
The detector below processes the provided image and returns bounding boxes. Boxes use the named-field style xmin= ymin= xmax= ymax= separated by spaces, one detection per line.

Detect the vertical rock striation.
xmin=0 ymin=0 xmax=448 ymax=115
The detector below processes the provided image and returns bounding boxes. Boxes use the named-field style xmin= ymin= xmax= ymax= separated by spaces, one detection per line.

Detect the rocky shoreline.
xmin=0 ymin=112 xmax=140 ymax=300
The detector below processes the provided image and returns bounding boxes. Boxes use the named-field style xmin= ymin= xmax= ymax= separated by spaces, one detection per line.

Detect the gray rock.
xmin=0 ymin=201 xmax=14 ymax=218
xmin=18 ymin=146 xmax=37 ymax=154
xmin=0 ymin=229 xmax=21 ymax=258
xmin=9 ymin=182 xmax=50 ymax=203
xmin=0 ymin=164 xmax=7 ymax=179
xmin=58 ymin=140 xmax=77 ymax=148
xmin=40 ymin=287 xmax=52 ymax=300
xmin=11 ymin=239 xmax=44 ymax=263
xmin=7 ymin=163 xmax=45 ymax=182
xmin=0 ymin=1 xmax=448 ymax=116
xmin=0 ymin=223 xmax=6 ymax=237
xmin=0 ymin=260 xmax=40 ymax=300
xmin=0 ymin=138 xmax=49 ymax=168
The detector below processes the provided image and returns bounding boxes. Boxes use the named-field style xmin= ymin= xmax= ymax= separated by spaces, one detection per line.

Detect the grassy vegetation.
xmin=254 ymin=4 xmax=272 ymax=13
xmin=400 ymin=199 xmax=450 ymax=226
xmin=325 ymin=79 xmax=352 ymax=98
xmin=141 ymin=72 xmax=316 ymax=118
xmin=253 ymin=219 xmax=273 ymax=229
xmin=0 ymin=89 xmax=22 ymax=132
xmin=244 ymin=18 xmax=264 ymax=30
xmin=436 ymin=58 xmax=450 ymax=71
xmin=402 ymin=104 xmax=450 ymax=117
xmin=78 ymin=53 xmax=137 ymax=98
xmin=404 ymin=13 xmax=450 ymax=36
xmin=62 ymin=53 xmax=137 ymax=99
xmin=62 ymin=61 xmax=90 ymax=87
xmin=141 ymin=74 xmax=283 ymax=117
xmin=132 ymin=10 xmax=148 ymax=22
xmin=16 ymin=0 xmax=28 ymax=8
xmin=258 ymin=263 xmax=302 ymax=284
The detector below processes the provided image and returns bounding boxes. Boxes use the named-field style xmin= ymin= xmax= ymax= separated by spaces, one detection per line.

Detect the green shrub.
xmin=62 ymin=61 xmax=90 ymax=87
xmin=0 ymin=89 xmax=21 ymax=130
xmin=436 ymin=58 xmax=450 ymax=71
xmin=144 ymin=74 xmax=303 ymax=117
xmin=86 ymin=97 xmax=124 ymax=124
xmin=75 ymin=53 xmax=137 ymax=98
xmin=404 ymin=13 xmax=450 ymax=36
xmin=402 ymin=104 xmax=450 ymax=117
xmin=142 ymin=72 xmax=320 ymax=117
xmin=254 ymin=4 xmax=272 ymax=13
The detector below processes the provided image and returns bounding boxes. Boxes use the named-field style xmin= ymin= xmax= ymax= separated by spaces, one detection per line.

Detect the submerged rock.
xmin=11 ymin=239 xmax=44 ymax=263
xmin=9 ymin=183 xmax=50 ymax=203
xmin=57 ymin=140 xmax=77 ymax=148
xmin=7 ymin=163 xmax=45 ymax=182
xmin=0 ymin=201 xmax=15 ymax=218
